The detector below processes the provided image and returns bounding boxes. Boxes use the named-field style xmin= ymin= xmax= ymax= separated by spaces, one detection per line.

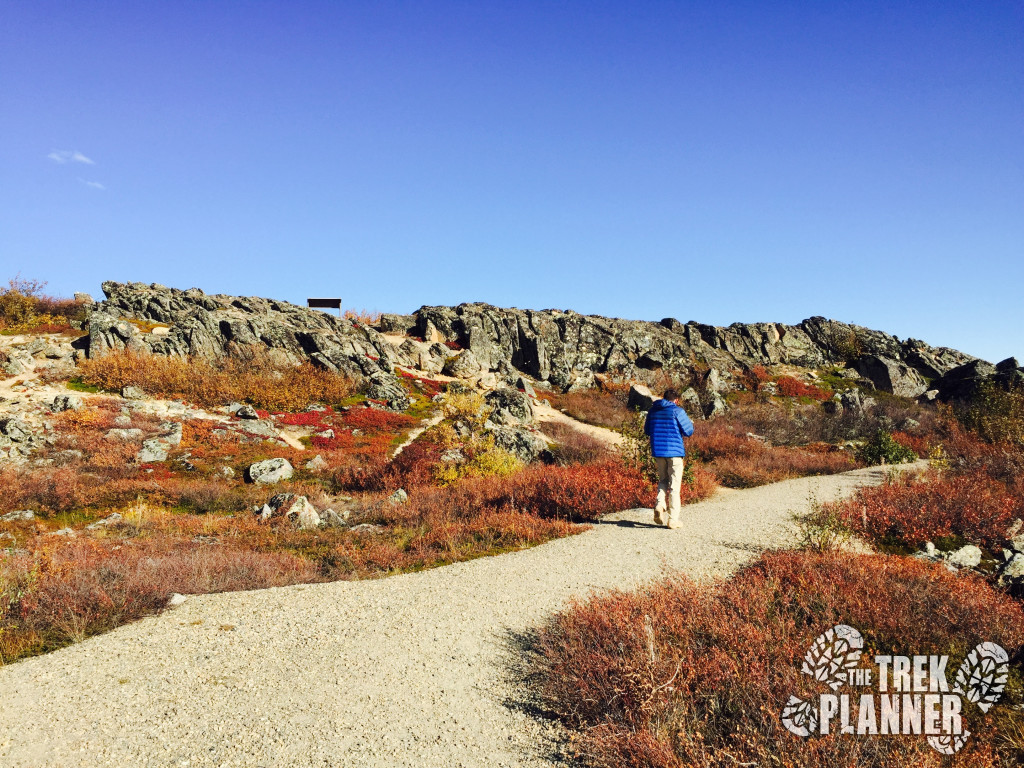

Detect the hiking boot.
xmin=667 ymin=518 xmax=683 ymax=530
xmin=653 ymin=509 xmax=665 ymax=525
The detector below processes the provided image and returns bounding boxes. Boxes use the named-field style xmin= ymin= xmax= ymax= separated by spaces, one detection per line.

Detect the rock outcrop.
xmin=406 ymin=304 xmax=976 ymax=394
xmin=86 ymin=282 xmax=411 ymax=406
xmin=86 ymin=283 xmax=981 ymax=400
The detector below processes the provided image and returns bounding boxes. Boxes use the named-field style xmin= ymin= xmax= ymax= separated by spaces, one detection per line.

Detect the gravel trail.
xmin=0 ymin=465 xmax=899 ymax=768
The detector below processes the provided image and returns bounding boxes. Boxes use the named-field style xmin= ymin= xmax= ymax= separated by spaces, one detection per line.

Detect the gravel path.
xmin=0 ymin=465 xmax=899 ymax=768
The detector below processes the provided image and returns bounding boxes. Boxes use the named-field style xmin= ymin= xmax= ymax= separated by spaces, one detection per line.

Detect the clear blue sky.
xmin=2 ymin=1 xmax=1021 ymax=362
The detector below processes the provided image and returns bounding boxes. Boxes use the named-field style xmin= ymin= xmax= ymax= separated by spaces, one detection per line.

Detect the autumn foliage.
xmin=529 ymin=551 xmax=1024 ymax=768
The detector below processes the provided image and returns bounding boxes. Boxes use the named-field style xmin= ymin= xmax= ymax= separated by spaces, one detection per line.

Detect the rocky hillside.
xmin=77 ymin=282 xmax=1014 ymax=406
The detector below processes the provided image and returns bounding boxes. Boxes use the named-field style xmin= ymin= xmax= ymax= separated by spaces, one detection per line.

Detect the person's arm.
xmin=676 ymin=408 xmax=695 ymax=437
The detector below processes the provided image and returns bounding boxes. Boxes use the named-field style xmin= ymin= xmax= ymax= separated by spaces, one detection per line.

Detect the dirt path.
xmin=532 ymin=402 xmax=625 ymax=450
xmin=0 ymin=465 xmax=904 ymax=768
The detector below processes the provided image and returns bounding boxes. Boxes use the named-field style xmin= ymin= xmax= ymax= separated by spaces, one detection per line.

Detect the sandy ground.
xmin=0 ymin=464 xmax=906 ymax=768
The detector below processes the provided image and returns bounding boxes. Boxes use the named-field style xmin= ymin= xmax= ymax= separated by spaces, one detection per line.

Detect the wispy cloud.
xmin=48 ymin=149 xmax=95 ymax=165
xmin=78 ymin=178 xmax=106 ymax=191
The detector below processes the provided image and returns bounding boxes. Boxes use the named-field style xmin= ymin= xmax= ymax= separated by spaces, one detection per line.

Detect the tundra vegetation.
xmin=3 ymin=277 xmax=1023 ymax=766
xmin=528 ymin=379 xmax=1024 ymax=767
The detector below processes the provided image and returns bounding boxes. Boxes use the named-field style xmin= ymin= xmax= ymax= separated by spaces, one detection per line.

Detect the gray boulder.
xmin=627 ymin=383 xmax=656 ymax=412
xmin=235 ymin=405 xmax=260 ymax=419
xmin=854 ymin=355 xmax=928 ymax=398
xmin=0 ymin=510 xmax=35 ymax=522
xmin=489 ymin=426 xmax=548 ymax=463
xmin=366 ymin=371 xmax=411 ymax=411
xmin=121 ymin=385 xmax=146 ymax=400
xmin=50 ymin=394 xmax=83 ymax=413
xmin=442 ymin=349 xmax=484 ymax=378
xmin=0 ymin=418 xmax=33 ymax=443
xmin=105 ymin=428 xmax=143 ymax=441
xmin=247 ymin=458 xmax=294 ymax=484
xmin=945 ymin=544 xmax=982 ymax=570
xmin=485 ymin=387 xmax=535 ymax=426
xmin=137 ymin=438 xmax=170 ymax=463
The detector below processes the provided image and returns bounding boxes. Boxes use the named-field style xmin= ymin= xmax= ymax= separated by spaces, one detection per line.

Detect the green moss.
xmin=67 ymin=378 xmax=101 ymax=393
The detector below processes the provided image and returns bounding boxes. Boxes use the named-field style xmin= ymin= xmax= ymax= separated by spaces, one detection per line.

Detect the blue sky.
xmin=2 ymin=1 xmax=1021 ymax=362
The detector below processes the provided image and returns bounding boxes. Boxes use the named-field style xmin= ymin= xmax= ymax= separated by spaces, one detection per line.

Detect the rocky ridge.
xmin=85 ymin=282 xmax=997 ymax=403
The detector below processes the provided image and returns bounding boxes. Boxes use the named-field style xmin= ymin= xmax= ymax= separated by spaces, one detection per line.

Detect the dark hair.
xmin=663 ymin=388 xmax=680 ymax=401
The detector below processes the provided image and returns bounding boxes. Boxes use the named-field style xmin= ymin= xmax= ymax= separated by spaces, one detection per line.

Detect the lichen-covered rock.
xmin=484 ymin=387 xmax=534 ymax=426
xmin=247 ymin=458 xmax=294 ymax=484
xmin=489 ymin=426 xmax=548 ymax=463
xmin=50 ymin=394 xmax=83 ymax=412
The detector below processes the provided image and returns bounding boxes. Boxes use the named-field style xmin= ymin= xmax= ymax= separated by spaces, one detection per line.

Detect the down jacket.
xmin=643 ymin=399 xmax=695 ymax=457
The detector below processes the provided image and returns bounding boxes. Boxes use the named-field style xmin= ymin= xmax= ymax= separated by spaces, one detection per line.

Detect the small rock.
xmin=247 ymin=458 xmax=294 ymax=484
xmin=349 ymin=523 xmax=382 ymax=534
xmin=218 ymin=466 xmax=236 ymax=478
xmin=113 ymin=414 xmax=133 ymax=427
xmin=86 ymin=512 xmax=124 ymax=530
xmin=305 ymin=455 xmax=329 ymax=471
xmin=137 ymin=438 xmax=170 ymax=463
xmin=122 ymin=385 xmax=146 ymax=400
xmin=320 ymin=508 xmax=350 ymax=527
xmin=50 ymin=394 xmax=83 ymax=413
xmin=290 ymin=497 xmax=322 ymax=530
xmin=235 ymin=405 xmax=260 ymax=420
xmin=389 ymin=488 xmax=409 ymax=504
xmin=106 ymin=428 xmax=143 ymax=441
xmin=49 ymin=527 xmax=77 ymax=537
xmin=316 ymin=429 xmax=335 ymax=440
xmin=0 ymin=418 xmax=33 ymax=443
xmin=945 ymin=544 xmax=982 ymax=569
xmin=167 ymin=593 xmax=188 ymax=607
xmin=0 ymin=510 xmax=35 ymax=522
xmin=1002 ymin=554 xmax=1024 ymax=581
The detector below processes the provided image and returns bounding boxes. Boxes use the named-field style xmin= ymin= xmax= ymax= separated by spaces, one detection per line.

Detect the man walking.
xmin=643 ymin=388 xmax=695 ymax=529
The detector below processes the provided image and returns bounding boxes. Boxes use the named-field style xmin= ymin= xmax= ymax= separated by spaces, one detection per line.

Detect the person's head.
xmin=663 ymin=388 xmax=679 ymax=402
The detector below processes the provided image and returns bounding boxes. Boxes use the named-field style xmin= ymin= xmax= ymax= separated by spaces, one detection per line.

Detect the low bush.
xmin=77 ymin=351 xmax=358 ymax=411
xmin=529 ymin=550 xmax=1024 ymax=768
xmin=542 ymin=420 xmax=612 ymax=466
xmin=823 ymin=471 xmax=1020 ymax=552
xmin=0 ymin=276 xmax=84 ymax=333
xmin=776 ymin=375 xmax=832 ymax=401
xmin=547 ymin=386 xmax=632 ymax=430
xmin=0 ymin=536 xmax=319 ymax=663
xmin=860 ymin=429 xmax=918 ymax=465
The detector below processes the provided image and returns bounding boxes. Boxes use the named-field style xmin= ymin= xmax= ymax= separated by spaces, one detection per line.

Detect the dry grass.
xmin=77 ymin=350 xmax=358 ymax=411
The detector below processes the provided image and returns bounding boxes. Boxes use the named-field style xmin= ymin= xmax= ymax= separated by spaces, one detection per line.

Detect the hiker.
xmin=643 ymin=388 xmax=695 ymax=529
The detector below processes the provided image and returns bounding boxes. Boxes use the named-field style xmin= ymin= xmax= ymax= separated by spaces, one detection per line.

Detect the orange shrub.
xmin=776 ymin=375 xmax=832 ymax=401
xmin=825 ymin=471 xmax=1020 ymax=551
xmin=530 ymin=551 xmax=1024 ymax=768
xmin=77 ymin=351 xmax=357 ymax=411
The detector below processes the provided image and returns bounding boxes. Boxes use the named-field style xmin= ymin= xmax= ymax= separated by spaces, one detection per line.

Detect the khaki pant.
xmin=654 ymin=457 xmax=684 ymax=525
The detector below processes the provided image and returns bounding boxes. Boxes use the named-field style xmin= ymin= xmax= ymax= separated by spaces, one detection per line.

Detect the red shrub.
xmin=502 ymin=461 xmax=656 ymax=521
xmin=826 ymin=471 xmax=1020 ymax=551
xmin=531 ymin=551 xmax=1024 ymax=768
xmin=776 ymin=375 xmax=832 ymax=401
xmin=341 ymin=408 xmax=416 ymax=433
xmin=275 ymin=409 xmax=333 ymax=427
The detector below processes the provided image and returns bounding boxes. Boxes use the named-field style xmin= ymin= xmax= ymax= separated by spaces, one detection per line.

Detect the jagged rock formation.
xmin=86 ymin=283 xmax=982 ymax=401
xmin=85 ymin=282 xmax=413 ymax=408
xmin=382 ymin=304 xmax=977 ymax=396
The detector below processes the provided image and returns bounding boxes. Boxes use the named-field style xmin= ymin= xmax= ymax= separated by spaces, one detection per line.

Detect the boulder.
xmin=703 ymin=391 xmax=728 ymax=419
xmin=854 ymin=355 xmax=928 ymax=398
xmin=290 ymin=497 xmax=321 ymax=530
xmin=235 ymin=405 xmax=260 ymax=419
xmin=305 ymin=455 xmax=329 ymax=471
xmin=0 ymin=418 xmax=33 ymax=443
xmin=442 ymin=349 xmax=484 ymax=378
xmin=137 ymin=438 xmax=170 ymax=463
xmin=489 ymin=426 xmax=548 ymax=463
xmin=0 ymin=510 xmax=35 ymax=522
xmin=627 ymin=384 xmax=656 ymax=412
xmin=515 ymin=376 xmax=537 ymax=398
xmin=86 ymin=512 xmax=123 ymax=530
xmin=679 ymin=388 xmax=702 ymax=416
xmin=366 ymin=371 xmax=411 ymax=411
xmin=945 ymin=544 xmax=982 ymax=570
xmin=388 ymin=488 xmax=409 ymax=504
xmin=932 ymin=360 xmax=998 ymax=402
xmin=247 ymin=458 xmax=294 ymax=484
xmin=50 ymin=394 xmax=83 ymax=412
xmin=484 ymin=387 xmax=535 ymax=426
xmin=121 ymin=385 xmax=146 ymax=400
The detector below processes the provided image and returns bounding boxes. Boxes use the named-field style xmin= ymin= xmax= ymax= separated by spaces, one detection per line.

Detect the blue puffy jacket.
xmin=643 ymin=399 xmax=695 ymax=457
